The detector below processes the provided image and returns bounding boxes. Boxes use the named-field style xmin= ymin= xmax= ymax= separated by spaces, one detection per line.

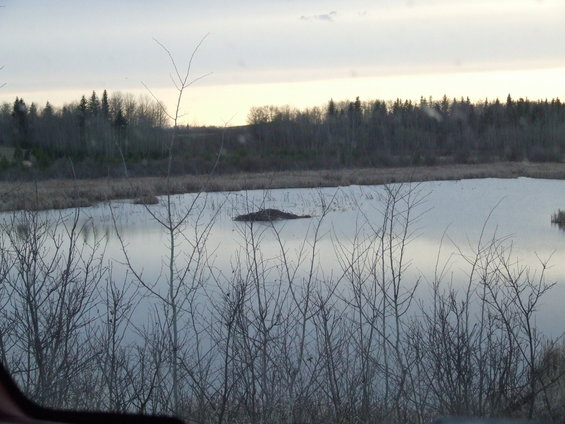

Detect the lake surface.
xmin=5 ymin=177 xmax=565 ymax=336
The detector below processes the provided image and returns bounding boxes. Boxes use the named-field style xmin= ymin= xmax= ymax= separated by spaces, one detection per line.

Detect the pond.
xmin=2 ymin=177 xmax=564 ymax=337
xmin=2 ymin=176 xmax=565 ymax=417
xmin=71 ymin=176 xmax=565 ymax=337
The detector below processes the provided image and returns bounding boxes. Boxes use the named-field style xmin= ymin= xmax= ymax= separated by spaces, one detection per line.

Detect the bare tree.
xmin=331 ymin=183 xmax=425 ymax=422
xmin=480 ymin=246 xmax=554 ymax=418
xmin=88 ymin=268 xmax=140 ymax=412
xmin=0 ymin=207 xmax=106 ymax=408
xmin=111 ymin=35 xmax=220 ymax=418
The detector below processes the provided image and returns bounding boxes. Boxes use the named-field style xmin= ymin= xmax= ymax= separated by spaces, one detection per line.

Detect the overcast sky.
xmin=1 ymin=0 xmax=565 ymax=125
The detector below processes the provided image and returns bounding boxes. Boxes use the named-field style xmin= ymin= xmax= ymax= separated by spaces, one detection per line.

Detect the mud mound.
xmin=234 ymin=208 xmax=311 ymax=222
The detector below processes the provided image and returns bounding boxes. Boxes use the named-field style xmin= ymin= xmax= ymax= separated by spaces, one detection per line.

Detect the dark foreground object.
xmin=0 ymin=363 xmax=182 ymax=424
xmin=234 ymin=208 xmax=311 ymax=222
xmin=432 ymin=417 xmax=550 ymax=424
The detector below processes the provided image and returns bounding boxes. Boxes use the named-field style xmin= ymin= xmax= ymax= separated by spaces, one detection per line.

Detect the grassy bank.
xmin=1 ymin=161 xmax=565 ymax=212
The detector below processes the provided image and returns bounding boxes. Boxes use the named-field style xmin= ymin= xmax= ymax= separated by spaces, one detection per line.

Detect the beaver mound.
xmin=234 ymin=208 xmax=311 ymax=222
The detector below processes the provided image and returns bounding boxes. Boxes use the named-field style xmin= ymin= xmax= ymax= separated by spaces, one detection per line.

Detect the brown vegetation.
xmin=1 ymin=161 xmax=565 ymax=212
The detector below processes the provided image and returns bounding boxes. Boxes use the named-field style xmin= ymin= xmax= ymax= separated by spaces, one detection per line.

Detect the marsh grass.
xmin=551 ymin=209 xmax=565 ymax=231
xmin=551 ymin=209 xmax=565 ymax=223
xmin=2 ymin=161 xmax=565 ymax=212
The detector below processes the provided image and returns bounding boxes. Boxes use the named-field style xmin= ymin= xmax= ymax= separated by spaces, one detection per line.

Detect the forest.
xmin=1 ymin=91 xmax=565 ymax=180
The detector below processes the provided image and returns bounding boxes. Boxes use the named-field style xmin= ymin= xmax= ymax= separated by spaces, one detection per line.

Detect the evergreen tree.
xmin=27 ymin=102 xmax=38 ymax=149
xmin=79 ymin=95 xmax=88 ymax=115
xmin=78 ymin=95 xmax=88 ymax=151
xmin=114 ymin=108 xmax=127 ymax=131
xmin=354 ymin=96 xmax=362 ymax=114
xmin=42 ymin=101 xmax=54 ymax=118
xmin=327 ymin=98 xmax=337 ymax=117
xmin=39 ymin=101 xmax=58 ymax=155
xmin=11 ymin=97 xmax=29 ymax=148
xmin=114 ymin=108 xmax=128 ymax=156
xmin=101 ymin=89 xmax=110 ymax=119
xmin=88 ymin=91 xmax=100 ymax=116
xmin=29 ymin=102 xmax=38 ymax=117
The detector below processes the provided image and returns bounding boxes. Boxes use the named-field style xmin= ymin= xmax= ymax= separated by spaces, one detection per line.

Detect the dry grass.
xmin=551 ymin=209 xmax=565 ymax=232
xmin=552 ymin=209 xmax=565 ymax=223
xmin=1 ymin=161 xmax=565 ymax=212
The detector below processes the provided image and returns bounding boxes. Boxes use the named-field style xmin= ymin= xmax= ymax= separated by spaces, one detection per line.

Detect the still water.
xmin=8 ymin=177 xmax=565 ymax=336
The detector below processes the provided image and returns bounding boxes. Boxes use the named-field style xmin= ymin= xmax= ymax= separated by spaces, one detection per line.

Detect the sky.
xmin=1 ymin=0 xmax=565 ymax=126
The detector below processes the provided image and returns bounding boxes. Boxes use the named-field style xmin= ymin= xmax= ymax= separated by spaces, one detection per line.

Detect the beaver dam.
xmin=234 ymin=208 xmax=312 ymax=222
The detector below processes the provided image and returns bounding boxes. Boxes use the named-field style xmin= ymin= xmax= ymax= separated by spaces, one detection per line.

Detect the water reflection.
xmin=3 ymin=178 xmax=564 ymax=336
xmin=553 ymin=222 xmax=565 ymax=231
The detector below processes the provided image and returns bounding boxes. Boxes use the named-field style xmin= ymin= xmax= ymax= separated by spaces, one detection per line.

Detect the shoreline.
xmin=1 ymin=161 xmax=564 ymax=212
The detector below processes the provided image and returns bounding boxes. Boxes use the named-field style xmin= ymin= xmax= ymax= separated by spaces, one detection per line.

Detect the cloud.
xmin=299 ymin=10 xmax=337 ymax=22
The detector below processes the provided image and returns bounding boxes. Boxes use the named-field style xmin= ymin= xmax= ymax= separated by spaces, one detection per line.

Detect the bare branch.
xmin=140 ymin=81 xmax=174 ymax=121
xmin=187 ymin=71 xmax=213 ymax=87
xmin=152 ymin=38 xmax=183 ymax=86
xmin=181 ymin=33 xmax=210 ymax=88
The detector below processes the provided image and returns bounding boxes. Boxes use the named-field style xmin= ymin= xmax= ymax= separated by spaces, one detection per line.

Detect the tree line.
xmin=0 ymin=90 xmax=170 ymax=176
xmin=1 ymin=92 xmax=565 ymax=178
xmin=246 ymin=95 xmax=565 ymax=170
